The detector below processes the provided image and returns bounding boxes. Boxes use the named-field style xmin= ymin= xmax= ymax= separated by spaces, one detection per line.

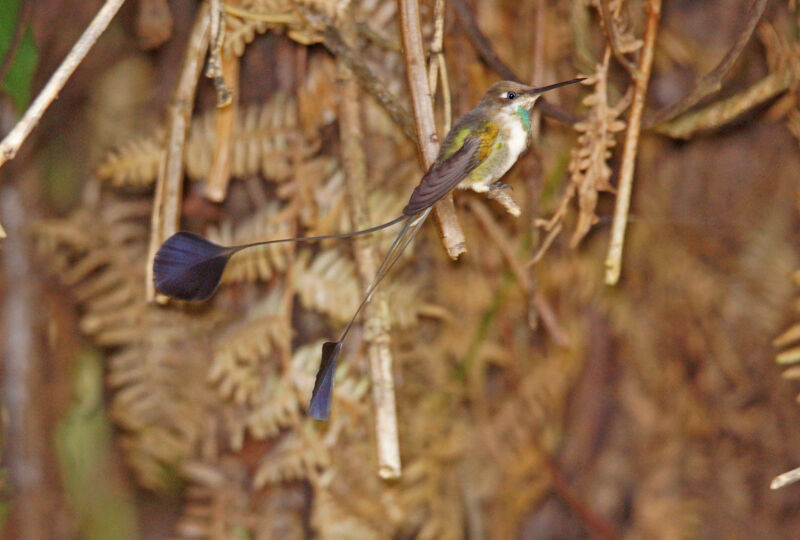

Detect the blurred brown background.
xmin=2 ymin=0 xmax=800 ymax=538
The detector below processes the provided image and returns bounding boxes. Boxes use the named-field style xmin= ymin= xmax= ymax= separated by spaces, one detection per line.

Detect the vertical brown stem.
xmin=204 ymin=55 xmax=240 ymax=202
xmin=146 ymin=5 xmax=210 ymax=301
xmin=398 ymin=0 xmax=467 ymax=259
xmin=337 ymin=21 xmax=402 ymax=479
xmin=604 ymin=0 xmax=661 ymax=285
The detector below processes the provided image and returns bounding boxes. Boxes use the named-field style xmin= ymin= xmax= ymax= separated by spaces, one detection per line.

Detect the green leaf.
xmin=0 ymin=0 xmax=39 ymax=112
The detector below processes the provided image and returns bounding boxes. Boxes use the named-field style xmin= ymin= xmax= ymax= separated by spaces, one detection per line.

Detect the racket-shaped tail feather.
xmin=308 ymin=341 xmax=343 ymax=420
xmin=153 ymin=232 xmax=233 ymax=301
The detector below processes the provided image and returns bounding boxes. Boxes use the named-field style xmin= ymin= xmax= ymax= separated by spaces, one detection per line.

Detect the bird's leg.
xmin=465 ymin=181 xmax=521 ymax=217
xmin=490 ymin=181 xmax=512 ymax=191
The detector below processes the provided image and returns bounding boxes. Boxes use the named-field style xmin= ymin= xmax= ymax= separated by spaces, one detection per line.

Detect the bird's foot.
xmin=490 ymin=181 xmax=512 ymax=191
xmin=486 ymin=187 xmax=521 ymax=217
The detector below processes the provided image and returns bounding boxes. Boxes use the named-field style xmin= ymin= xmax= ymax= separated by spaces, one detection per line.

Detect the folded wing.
xmin=402 ymin=135 xmax=485 ymax=215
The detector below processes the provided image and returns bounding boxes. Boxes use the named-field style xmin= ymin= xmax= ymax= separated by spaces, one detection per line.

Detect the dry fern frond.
xmin=556 ymin=50 xmax=627 ymax=247
xmin=178 ymin=457 xmax=307 ymax=539
xmin=286 ymin=340 xmax=370 ymax=408
xmin=211 ymin=287 xmax=287 ymax=405
xmin=205 ymin=203 xmax=292 ymax=284
xmin=34 ymin=195 xmax=221 ymax=490
xmin=244 ymin=340 xmax=370 ymax=444
xmin=294 ymin=248 xmax=361 ymax=323
xmin=187 ymin=94 xmax=313 ymax=183
xmin=95 ymin=131 xmax=164 ymax=189
xmin=253 ymin=424 xmax=331 ymax=487
xmin=311 ymin=487 xmax=385 ymax=540
xmin=223 ymin=7 xmax=274 ymax=57
xmin=775 ymin=270 xmax=800 ymax=400
xmin=298 ymin=53 xmax=339 ymax=135
xmin=224 ymin=0 xmax=351 ymax=50
xmin=97 ymin=94 xmax=315 ymax=189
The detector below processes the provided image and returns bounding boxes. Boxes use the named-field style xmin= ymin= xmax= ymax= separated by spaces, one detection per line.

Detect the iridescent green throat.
xmin=515 ymin=106 xmax=531 ymax=132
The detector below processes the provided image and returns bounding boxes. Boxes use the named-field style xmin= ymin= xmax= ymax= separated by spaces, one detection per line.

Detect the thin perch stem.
xmin=0 ymin=0 xmax=128 ymax=168
xmin=146 ymin=5 xmax=210 ymax=301
xmin=337 ymin=19 xmax=402 ymax=480
xmin=604 ymin=0 xmax=661 ymax=286
xmin=398 ymin=0 xmax=467 ymax=259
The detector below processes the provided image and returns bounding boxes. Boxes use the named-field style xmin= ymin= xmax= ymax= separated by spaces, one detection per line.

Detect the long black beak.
xmin=531 ymin=77 xmax=586 ymax=95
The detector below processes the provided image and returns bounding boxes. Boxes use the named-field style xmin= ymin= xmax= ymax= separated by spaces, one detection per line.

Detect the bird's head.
xmin=479 ymin=78 xmax=585 ymax=114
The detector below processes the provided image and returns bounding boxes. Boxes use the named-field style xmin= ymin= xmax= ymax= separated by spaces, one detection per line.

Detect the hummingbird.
xmin=152 ymin=77 xmax=584 ymax=420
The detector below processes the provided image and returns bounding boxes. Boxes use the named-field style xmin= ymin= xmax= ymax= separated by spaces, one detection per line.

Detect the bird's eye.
xmin=505 ymin=91 xmax=517 ymax=100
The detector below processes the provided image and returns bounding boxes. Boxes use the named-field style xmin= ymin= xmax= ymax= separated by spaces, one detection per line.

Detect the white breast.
xmin=494 ymin=110 xmax=529 ymax=178
xmin=505 ymin=117 xmax=528 ymax=161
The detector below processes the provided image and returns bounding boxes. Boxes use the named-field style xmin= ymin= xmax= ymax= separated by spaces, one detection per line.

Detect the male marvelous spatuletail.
xmin=153 ymin=77 xmax=584 ymax=420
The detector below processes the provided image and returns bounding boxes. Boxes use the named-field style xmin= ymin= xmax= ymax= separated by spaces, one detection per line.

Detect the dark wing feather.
xmin=402 ymin=137 xmax=482 ymax=216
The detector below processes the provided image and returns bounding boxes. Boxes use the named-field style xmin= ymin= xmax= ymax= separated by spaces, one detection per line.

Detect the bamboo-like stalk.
xmin=398 ymin=0 xmax=467 ymax=259
xmin=604 ymin=0 xmax=661 ymax=286
xmin=0 ymin=0 xmax=127 ymax=168
xmin=146 ymin=6 xmax=210 ymax=301
xmin=204 ymin=55 xmax=240 ymax=202
xmin=337 ymin=19 xmax=401 ymax=480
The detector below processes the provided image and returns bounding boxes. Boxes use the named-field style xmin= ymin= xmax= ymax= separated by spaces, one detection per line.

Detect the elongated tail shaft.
xmin=153 ymin=215 xmax=407 ymax=301
xmin=308 ymin=209 xmax=431 ymax=420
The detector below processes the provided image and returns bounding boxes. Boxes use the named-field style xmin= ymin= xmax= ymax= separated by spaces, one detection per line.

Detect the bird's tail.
xmin=153 ymin=215 xmax=408 ymax=301
xmin=308 ymin=208 xmax=432 ymax=420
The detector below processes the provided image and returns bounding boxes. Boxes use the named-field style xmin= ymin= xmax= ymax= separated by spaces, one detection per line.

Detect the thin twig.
xmin=223 ymin=3 xmax=297 ymax=24
xmin=204 ymin=54 xmax=239 ymax=202
xmin=398 ymin=0 xmax=467 ymax=259
xmin=529 ymin=0 xmax=546 ymax=136
xmin=428 ymin=0 xmax=452 ymax=132
xmin=450 ymin=0 xmax=582 ymax=126
xmin=546 ymin=457 xmax=623 ymax=540
xmin=337 ymin=19 xmax=402 ymax=480
xmin=206 ymin=0 xmax=232 ymax=106
xmin=0 ymin=0 xmax=128 ymax=167
xmin=356 ymin=22 xmax=402 ymax=52
xmin=468 ymin=199 xmax=568 ymax=347
xmin=322 ymin=26 xmax=417 ymax=141
xmin=528 ymin=220 xmax=562 ymax=266
xmin=604 ymin=0 xmax=661 ymax=286
xmin=0 ymin=0 xmax=33 ymax=87
xmin=530 ymin=292 xmax=568 ymax=348
xmin=653 ymin=71 xmax=793 ymax=139
xmin=771 ymin=465 xmax=800 ymax=490
xmin=451 ymin=0 xmax=516 ymax=79
xmin=526 ymin=0 xmax=545 ymax=328
xmin=598 ymin=0 xmax=637 ymax=75
xmin=468 ymin=199 xmax=530 ymax=291
xmin=645 ymin=0 xmax=768 ymax=127
xmin=146 ymin=5 xmax=210 ymax=301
